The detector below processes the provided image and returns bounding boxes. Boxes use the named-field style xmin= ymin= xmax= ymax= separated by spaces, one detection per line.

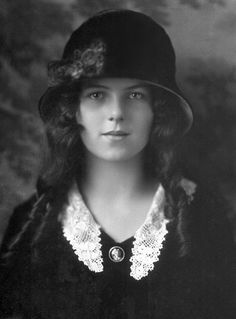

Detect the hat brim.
xmin=141 ymin=80 xmax=193 ymax=135
xmin=39 ymin=78 xmax=193 ymax=136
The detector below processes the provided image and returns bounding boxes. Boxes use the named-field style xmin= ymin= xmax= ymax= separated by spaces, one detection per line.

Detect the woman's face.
xmin=76 ymin=78 xmax=153 ymax=162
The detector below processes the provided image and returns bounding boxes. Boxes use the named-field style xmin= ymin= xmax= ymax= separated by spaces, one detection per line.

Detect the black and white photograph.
xmin=0 ymin=1 xmax=236 ymax=318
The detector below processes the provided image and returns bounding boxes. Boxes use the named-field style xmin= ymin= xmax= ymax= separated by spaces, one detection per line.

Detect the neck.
xmin=80 ymin=152 xmax=152 ymax=198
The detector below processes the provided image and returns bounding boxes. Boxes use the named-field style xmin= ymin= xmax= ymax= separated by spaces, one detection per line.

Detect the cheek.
xmin=76 ymin=108 xmax=95 ymax=128
xmin=75 ymin=108 xmax=82 ymax=126
xmin=76 ymin=110 xmax=103 ymax=143
xmin=135 ymin=108 xmax=153 ymax=135
xmin=75 ymin=102 xmax=93 ymax=126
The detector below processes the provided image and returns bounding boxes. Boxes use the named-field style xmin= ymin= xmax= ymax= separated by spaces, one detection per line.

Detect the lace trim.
xmin=62 ymin=189 xmax=103 ymax=272
xmin=62 ymin=184 xmax=168 ymax=279
xmin=130 ymin=184 xmax=168 ymax=280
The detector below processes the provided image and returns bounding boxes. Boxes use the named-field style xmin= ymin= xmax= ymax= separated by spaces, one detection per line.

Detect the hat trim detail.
xmin=47 ymin=39 xmax=106 ymax=87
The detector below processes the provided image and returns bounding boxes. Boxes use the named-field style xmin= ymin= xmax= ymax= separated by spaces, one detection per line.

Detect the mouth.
xmin=102 ymin=130 xmax=130 ymax=141
xmin=102 ymin=130 xmax=129 ymax=137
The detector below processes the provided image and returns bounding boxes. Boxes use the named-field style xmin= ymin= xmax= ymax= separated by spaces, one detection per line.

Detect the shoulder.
xmin=178 ymin=175 xmax=231 ymax=225
xmin=1 ymin=194 xmax=37 ymax=250
xmin=182 ymin=176 xmax=233 ymax=234
xmin=0 ymin=183 xmax=54 ymax=269
xmin=176 ymin=176 xmax=235 ymax=263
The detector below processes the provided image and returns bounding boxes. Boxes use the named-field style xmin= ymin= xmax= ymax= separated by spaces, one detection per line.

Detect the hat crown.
xmin=39 ymin=10 xmax=193 ymax=135
xmin=62 ymin=10 xmax=176 ymax=86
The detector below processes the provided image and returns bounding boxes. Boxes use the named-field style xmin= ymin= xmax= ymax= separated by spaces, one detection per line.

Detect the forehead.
xmin=80 ymin=78 xmax=150 ymax=90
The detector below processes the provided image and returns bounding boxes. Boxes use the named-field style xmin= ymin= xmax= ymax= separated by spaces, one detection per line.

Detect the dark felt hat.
xmin=39 ymin=9 xmax=193 ymax=134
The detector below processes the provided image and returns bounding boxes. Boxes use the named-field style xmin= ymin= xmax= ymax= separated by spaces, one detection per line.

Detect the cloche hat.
xmin=39 ymin=9 xmax=193 ymax=134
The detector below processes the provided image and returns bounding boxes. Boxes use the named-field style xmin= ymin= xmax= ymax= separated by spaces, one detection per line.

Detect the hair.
xmin=39 ymin=81 xmax=189 ymax=221
xmin=39 ymin=83 xmax=83 ymax=191
xmin=39 ymin=83 xmax=181 ymax=183
xmin=0 ymin=81 xmax=191 ymax=271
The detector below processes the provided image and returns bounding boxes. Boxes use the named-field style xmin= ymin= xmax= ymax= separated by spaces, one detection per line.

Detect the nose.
xmin=108 ymin=95 xmax=124 ymax=122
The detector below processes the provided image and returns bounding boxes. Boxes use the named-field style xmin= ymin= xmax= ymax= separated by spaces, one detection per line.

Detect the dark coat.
xmin=0 ymin=179 xmax=235 ymax=319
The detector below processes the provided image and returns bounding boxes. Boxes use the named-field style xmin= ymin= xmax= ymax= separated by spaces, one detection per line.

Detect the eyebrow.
xmin=125 ymin=84 xmax=150 ymax=90
xmin=81 ymin=82 xmax=150 ymax=90
xmin=82 ymin=83 xmax=110 ymax=89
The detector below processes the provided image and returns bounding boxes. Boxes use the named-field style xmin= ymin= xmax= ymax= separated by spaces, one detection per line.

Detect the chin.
xmin=95 ymin=149 xmax=143 ymax=162
xmin=84 ymin=142 xmax=147 ymax=162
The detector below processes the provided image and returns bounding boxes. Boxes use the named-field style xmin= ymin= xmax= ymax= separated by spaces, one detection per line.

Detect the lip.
xmin=102 ymin=130 xmax=129 ymax=136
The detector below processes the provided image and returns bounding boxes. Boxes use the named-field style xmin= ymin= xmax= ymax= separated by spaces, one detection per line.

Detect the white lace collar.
xmin=62 ymin=184 xmax=169 ymax=280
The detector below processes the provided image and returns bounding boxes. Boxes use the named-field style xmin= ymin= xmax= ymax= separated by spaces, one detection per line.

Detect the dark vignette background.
xmin=0 ymin=0 xmax=236 ymax=243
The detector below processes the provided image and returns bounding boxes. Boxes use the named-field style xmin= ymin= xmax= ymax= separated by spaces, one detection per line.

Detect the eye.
xmin=88 ymin=91 xmax=104 ymax=100
xmin=129 ymin=91 xmax=144 ymax=100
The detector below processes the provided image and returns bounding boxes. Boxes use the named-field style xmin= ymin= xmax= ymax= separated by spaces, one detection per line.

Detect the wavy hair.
xmin=39 ymin=82 xmax=189 ymax=222
xmin=0 ymin=83 xmax=193 ymax=273
xmin=40 ymin=84 xmax=182 ymax=180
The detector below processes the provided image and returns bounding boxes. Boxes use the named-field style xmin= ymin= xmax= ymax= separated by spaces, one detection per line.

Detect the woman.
xmin=0 ymin=9 xmax=235 ymax=319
